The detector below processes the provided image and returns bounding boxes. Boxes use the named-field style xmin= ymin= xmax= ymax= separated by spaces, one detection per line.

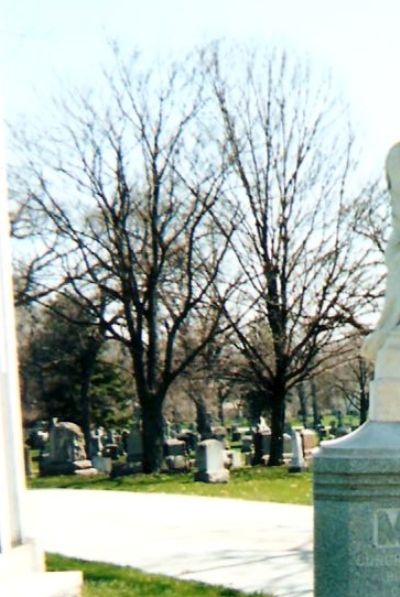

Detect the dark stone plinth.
xmin=39 ymin=458 xmax=95 ymax=476
xmin=314 ymin=421 xmax=400 ymax=597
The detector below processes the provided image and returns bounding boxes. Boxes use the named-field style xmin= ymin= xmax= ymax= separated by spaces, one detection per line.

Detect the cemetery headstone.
xmin=102 ymin=443 xmax=120 ymax=460
xmin=300 ymin=428 xmax=317 ymax=459
xmin=335 ymin=425 xmax=350 ymax=437
xmin=90 ymin=432 xmax=103 ymax=458
xmin=92 ymin=454 xmax=112 ymax=474
xmin=231 ymin=428 xmax=242 ymax=443
xmin=126 ymin=428 xmax=143 ymax=463
xmin=225 ymin=450 xmax=243 ymax=469
xmin=165 ymin=454 xmax=187 ymax=472
xmin=241 ymin=434 xmax=253 ymax=453
xmin=252 ymin=431 xmax=271 ymax=465
xmin=194 ymin=439 xmax=229 ymax=483
xmin=121 ymin=429 xmax=129 ymax=453
xmin=288 ymin=430 xmax=306 ymax=473
xmin=105 ymin=429 xmax=116 ymax=444
xmin=39 ymin=421 xmax=97 ymax=476
xmin=178 ymin=430 xmax=198 ymax=453
xmin=283 ymin=432 xmax=292 ymax=458
xmin=163 ymin=438 xmax=186 ymax=457
xmin=316 ymin=424 xmax=327 ymax=441
xmin=163 ymin=439 xmax=188 ymax=471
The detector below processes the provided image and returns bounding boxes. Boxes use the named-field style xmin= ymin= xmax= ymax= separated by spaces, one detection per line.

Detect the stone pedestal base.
xmin=39 ymin=458 xmax=97 ymax=476
xmin=314 ymin=421 xmax=400 ymax=597
xmin=0 ymin=541 xmax=82 ymax=597
xmin=0 ymin=571 xmax=82 ymax=597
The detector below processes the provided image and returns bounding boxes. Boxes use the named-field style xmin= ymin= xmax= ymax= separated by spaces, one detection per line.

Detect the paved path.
xmin=25 ymin=490 xmax=313 ymax=597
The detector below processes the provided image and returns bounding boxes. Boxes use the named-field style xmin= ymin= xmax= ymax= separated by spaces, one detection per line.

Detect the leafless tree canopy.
xmin=207 ymin=45 xmax=383 ymax=463
xmin=9 ymin=44 xmax=385 ymax=469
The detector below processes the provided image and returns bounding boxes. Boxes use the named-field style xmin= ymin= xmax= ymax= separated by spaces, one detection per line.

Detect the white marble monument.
xmin=0 ymin=101 xmax=82 ymax=595
xmin=362 ymin=142 xmax=400 ymax=364
xmin=313 ymin=142 xmax=400 ymax=597
xmin=361 ymin=141 xmax=400 ymax=421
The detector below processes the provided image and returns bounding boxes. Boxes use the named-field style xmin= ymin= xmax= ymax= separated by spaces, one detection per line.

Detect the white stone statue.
xmin=361 ymin=142 xmax=400 ymax=362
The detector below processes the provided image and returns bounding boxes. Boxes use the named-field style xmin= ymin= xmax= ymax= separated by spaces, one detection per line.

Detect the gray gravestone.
xmin=283 ymin=432 xmax=292 ymax=457
xmin=164 ymin=438 xmax=186 ymax=457
xmin=126 ymin=428 xmax=143 ymax=463
xmin=178 ymin=431 xmax=198 ymax=453
xmin=241 ymin=435 xmax=253 ymax=453
xmin=194 ymin=439 xmax=229 ymax=483
xmin=252 ymin=430 xmax=271 ymax=465
xmin=92 ymin=454 xmax=112 ymax=474
xmin=40 ymin=422 xmax=96 ymax=476
xmin=102 ymin=443 xmax=120 ymax=460
xmin=231 ymin=429 xmax=242 ymax=443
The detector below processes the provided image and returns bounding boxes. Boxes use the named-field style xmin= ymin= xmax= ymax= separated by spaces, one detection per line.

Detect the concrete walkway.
xmin=25 ymin=490 xmax=313 ymax=597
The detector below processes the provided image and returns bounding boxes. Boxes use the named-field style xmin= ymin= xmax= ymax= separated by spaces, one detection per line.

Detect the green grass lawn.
xmin=47 ymin=554 xmax=270 ymax=597
xmin=29 ymin=465 xmax=313 ymax=505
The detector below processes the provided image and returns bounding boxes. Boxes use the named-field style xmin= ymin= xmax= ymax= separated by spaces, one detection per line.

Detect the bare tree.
xmin=10 ymin=50 xmax=239 ymax=472
xmin=210 ymin=45 xmax=380 ymax=465
xmin=10 ymin=44 xmax=385 ymax=472
xmin=334 ymin=352 xmax=372 ymax=425
xmin=8 ymin=181 xmax=59 ymax=306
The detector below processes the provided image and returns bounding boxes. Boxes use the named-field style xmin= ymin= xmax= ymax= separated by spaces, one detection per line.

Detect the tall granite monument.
xmin=0 ymin=101 xmax=82 ymax=595
xmin=314 ymin=142 xmax=400 ymax=597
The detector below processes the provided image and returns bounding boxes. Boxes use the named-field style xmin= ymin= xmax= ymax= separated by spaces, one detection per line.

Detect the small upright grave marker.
xmin=194 ymin=439 xmax=229 ymax=483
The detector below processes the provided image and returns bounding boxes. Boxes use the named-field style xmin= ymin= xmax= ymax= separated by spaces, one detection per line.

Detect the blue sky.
xmin=2 ymin=0 xmax=400 ymax=173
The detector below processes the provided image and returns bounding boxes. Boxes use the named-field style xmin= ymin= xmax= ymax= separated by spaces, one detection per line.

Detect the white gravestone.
xmin=288 ymin=431 xmax=306 ymax=473
xmin=194 ymin=439 xmax=229 ymax=483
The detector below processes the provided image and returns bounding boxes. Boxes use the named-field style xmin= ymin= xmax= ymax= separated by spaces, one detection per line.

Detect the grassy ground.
xmin=47 ymin=554 xmax=270 ymax=597
xmin=29 ymin=465 xmax=313 ymax=505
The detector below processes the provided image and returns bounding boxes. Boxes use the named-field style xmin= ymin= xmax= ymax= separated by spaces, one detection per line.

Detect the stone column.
xmin=0 ymin=95 xmax=82 ymax=595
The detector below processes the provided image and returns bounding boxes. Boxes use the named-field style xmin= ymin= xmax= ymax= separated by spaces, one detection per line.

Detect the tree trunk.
xmin=195 ymin=397 xmax=213 ymax=439
xmin=80 ymin=349 xmax=98 ymax=459
xmin=268 ymin=394 xmax=285 ymax=466
xmin=359 ymin=389 xmax=369 ymax=425
xmin=358 ymin=358 xmax=369 ymax=425
xmin=141 ymin=396 xmax=165 ymax=473
xmin=80 ymin=365 xmax=92 ymax=459
xmin=311 ymin=381 xmax=319 ymax=429
xmin=297 ymin=383 xmax=307 ymax=427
